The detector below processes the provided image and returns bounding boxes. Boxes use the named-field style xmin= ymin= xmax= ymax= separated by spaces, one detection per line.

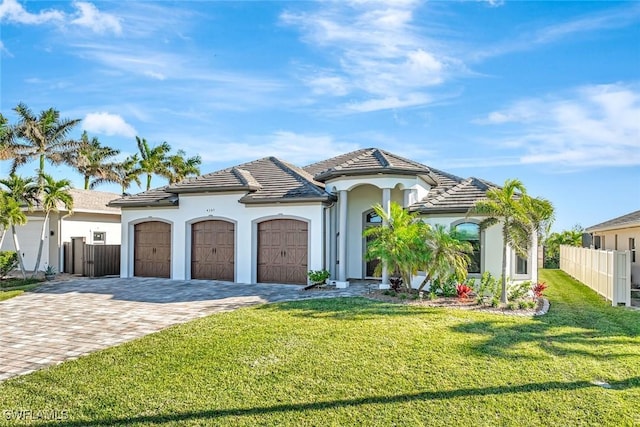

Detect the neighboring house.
xmin=0 ymin=189 xmax=121 ymax=273
xmin=586 ymin=209 xmax=640 ymax=285
xmin=110 ymin=148 xmax=538 ymax=287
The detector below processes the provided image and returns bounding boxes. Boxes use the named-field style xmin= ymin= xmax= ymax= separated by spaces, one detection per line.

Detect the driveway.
xmin=0 ymin=277 xmax=369 ymax=382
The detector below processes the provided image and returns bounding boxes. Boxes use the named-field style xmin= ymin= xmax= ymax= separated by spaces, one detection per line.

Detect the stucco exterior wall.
xmin=0 ymin=216 xmax=48 ymax=272
xmin=119 ymin=192 xmax=326 ymax=283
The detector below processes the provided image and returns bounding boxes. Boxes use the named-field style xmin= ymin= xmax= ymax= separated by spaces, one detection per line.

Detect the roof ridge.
xmin=232 ymin=167 xmax=261 ymax=189
xmin=271 ymin=157 xmax=326 ymax=196
xmin=373 ymin=148 xmax=391 ymax=167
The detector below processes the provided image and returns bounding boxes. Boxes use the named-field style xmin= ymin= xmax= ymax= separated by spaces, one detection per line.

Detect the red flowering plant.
xmin=456 ymin=283 xmax=473 ymax=299
xmin=532 ymin=282 xmax=548 ymax=299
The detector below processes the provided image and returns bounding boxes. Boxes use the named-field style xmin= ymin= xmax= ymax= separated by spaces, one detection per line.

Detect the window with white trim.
xmin=93 ymin=232 xmax=106 ymax=244
xmin=452 ymin=222 xmax=481 ymax=274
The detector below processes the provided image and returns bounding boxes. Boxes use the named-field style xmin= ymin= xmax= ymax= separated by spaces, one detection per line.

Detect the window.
xmin=516 ymin=256 xmax=528 ymax=275
xmin=93 ymin=232 xmax=106 ymax=244
xmin=365 ymin=211 xmax=382 ymax=224
xmin=594 ymin=235 xmax=603 ymax=249
xmin=453 ymin=222 xmax=480 ymax=274
xmin=631 ymin=238 xmax=636 ymax=263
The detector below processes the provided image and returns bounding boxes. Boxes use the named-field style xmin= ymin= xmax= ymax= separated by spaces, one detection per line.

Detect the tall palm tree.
xmin=136 ymin=136 xmax=171 ymax=190
xmin=469 ymin=179 xmax=554 ymax=303
xmin=91 ymin=154 xmax=142 ymax=194
xmin=166 ymin=150 xmax=201 ymax=184
xmin=417 ymin=224 xmax=473 ymax=291
xmin=0 ymin=175 xmax=38 ymax=278
xmin=32 ymin=175 xmax=73 ymax=276
xmin=65 ymin=131 xmax=121 ymax=189
xmin=10 ymin=103 xmax=81 ymax=187
xmin=364 ymin=202 xmax=430 ymax=289
xmin=0 ymin=113 xmax=14 ymax=161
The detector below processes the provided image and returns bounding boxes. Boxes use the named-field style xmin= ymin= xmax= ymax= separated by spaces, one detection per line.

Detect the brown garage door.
xmin=191 ymin=220 xmax=235 ymax=281
xmin=257 ymin=219 xmax=308 ymax=285
xmin=134 ymin=221 xmax=171 ymax=278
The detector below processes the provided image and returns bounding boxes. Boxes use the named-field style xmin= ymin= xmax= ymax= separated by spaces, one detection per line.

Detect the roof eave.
xmin=586 ymin=222 xmax=640 ymax=233
xmin=316 ymin=167 xmax=427 ymax=182
xmin=239 ymin=195 xmax=335 ymax=205
xmin=165 ymin=184 xmax=260 ymax=194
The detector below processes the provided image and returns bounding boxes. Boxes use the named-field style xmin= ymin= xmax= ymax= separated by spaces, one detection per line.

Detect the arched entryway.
xmin=257 ymin=219 xmax=308 ymax=284
xmin=191 ymin=220 xmax=235 ymax=281
xmin=134 ymin=221 xmax=171 ymax=278
xmin=363 ymin=210 xmax=382 ymax=278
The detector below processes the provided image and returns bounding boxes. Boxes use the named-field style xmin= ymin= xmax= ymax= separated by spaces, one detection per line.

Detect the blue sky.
xmin=1 ymin=0 xmax=638 ymax=232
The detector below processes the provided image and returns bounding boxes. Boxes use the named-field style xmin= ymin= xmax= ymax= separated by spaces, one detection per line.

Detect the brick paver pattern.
xmin=1 ymin=278 xmax=369 ymax=382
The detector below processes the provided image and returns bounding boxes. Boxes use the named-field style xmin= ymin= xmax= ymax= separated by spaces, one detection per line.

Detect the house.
xmin=1 ymin=189 xmax=121 ymax=273
xmin=586 ymin=209 xmax=640 ymax=285
xmin=110 ymin=148 xmax=538 ymax=287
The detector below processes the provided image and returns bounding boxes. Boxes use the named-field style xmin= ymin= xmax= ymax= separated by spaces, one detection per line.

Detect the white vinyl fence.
xmin=560 ymin=245 xmax=631 ymax=307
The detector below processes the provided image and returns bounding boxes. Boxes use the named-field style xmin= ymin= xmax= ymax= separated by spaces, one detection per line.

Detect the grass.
xmin=0 ymin=269 xmax=638 ymax=426
xmin=0 ymin=278 xmax=41 ymax=301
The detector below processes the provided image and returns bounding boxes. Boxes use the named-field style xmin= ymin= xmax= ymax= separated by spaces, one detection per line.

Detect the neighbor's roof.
xmin=586 ymin=209 xmax=640 ymax=232
xmin=303 ymin=147 xmax=435 ymax=182
xmin=110 ymin=157 xmax=333 ymax=207
xmin=410 ymin=177 xmax=499 ymax=214
xmin=32 ymin=189 xmax=121 ymax=214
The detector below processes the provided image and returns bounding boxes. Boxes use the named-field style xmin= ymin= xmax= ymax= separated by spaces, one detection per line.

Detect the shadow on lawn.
xmin=450 ymin=270 xmax=640 ymax=360
xmin=37 ymin=377 xmax=640 ymax=427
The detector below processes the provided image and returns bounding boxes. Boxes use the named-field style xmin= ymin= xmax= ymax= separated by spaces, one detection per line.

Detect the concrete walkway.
xmin=0 ymin=277 xmax=370 ymax=382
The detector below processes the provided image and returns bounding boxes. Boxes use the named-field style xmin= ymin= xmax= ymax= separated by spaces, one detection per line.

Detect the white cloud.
xmin=83 ymin=112 xmax=137 ymax=138
xmin=345 ymin=93 xmax=432 ymax=113
xmin=0 ymin=0 xmax=64 ymax=24
xmin=477 ymin=83 xmax=640 ymax=168
xmin=183 ymin=131 xmax=361 ymax=166
xmin=281 ymin=1 xmax=459 ymax=112
xmin=0 ymin=40 xmax=12 ymax=57
xmin=0 ymin=0 xmax=120 ymax=35
xmin=70 ymin=1 xmax=122 ymax=35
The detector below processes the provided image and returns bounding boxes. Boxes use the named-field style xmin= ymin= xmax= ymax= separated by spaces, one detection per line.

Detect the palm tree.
xmin=469 ymin=179 xmax=554 ymax=303
xmin=364 ymin=202 xmax=430 ymax=289
xmin=32 ymin=175 xmax=73 ymax=276
xmin=417 ymin=224 xmax=473 ymax=291
xmin=0 ymin=113 xmax=14 ymax=160
xmin=166 ymin=150 xmax=201 ymax=184
xmin=136 ymin=136 xmax=171 ymax=190
xmin=0 ymin=175 xmax=38 ymax=278
xmin=10 ymin=103 xmax=81 ymax=186
xmin=65 ymin=131 xmax=121 ymax=190
xmin=92 ymin=154 xmax=142 ymax=194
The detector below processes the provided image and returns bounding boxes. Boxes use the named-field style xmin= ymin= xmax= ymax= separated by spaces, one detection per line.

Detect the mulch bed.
xmin=367 ymin=291 xmax=547 ymax=316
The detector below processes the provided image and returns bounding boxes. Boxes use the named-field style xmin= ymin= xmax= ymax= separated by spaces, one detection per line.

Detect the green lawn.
xmin=0 ymin=278 xmax=41 ymax=301
xmin=1 ymin=270 xmax=638 ymax=426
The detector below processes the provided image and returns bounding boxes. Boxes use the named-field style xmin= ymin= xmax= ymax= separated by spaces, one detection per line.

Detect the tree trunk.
xmin=501 ymin=227 xmax=509 ymax=304
xmin=11 ymin=224 xmax=26 ymax=279
xmin=31 ymin=212 xmax=50 ymax=278
xmin=146 ymin=174 xmax=152 ymax=190
xmin=84 ymin=175 xmax=90 ymax=190
xmin=0 ymin=228 xmax=6 ymax=249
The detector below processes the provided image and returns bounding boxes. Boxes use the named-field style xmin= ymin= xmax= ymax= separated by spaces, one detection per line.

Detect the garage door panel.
xmin=191 ymin=220 xmax=235 ymax=281
xmin=257 ymin=219 xmax=308 ymax=285
xmin=134 ymin=221 xmax=171 ymax=278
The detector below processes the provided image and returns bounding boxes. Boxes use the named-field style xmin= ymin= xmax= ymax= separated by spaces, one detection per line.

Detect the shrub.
xmin=475 ymin=295 xmax=485 ymax=305
xmin=518 ymin=300 xmax=529 ymax=309
xmin=0 ymin=251 xmax=18 ymax=278
xmin=429 ymin=291 xmax=437 ymax=301
xmin=532 ymin=282 xmax=548 ymax=298
xmin=506 ymin=301 xmax=518 ymax=310
xmin=307 ymin=270 xmax=330 ymax=285
xmin=398 ymin=293 xmax=408 ymax=300
xmin=456 ymin=283 xmax=473 ymax=299
xmin=508 ymin=281 xmax=531 ymax=301
xmin=490 ymin=297 xmax=500 ymax=308
xmin=475 ymin=271 xmax=500 ymax=299
xmin=526 ymin=300 xmax=537 ymax=309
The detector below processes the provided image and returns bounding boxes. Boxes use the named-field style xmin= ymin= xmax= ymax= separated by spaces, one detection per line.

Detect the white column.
xmin=381 ymin=188 xmax=391 ymax=289
xmin=338 ymin=190 xmax=348 ymax=285
xmin=403 ymin=189 xmax=412 ymax=207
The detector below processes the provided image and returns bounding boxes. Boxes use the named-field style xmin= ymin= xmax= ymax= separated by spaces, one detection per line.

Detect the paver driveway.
xmin=1 ymin=277 xmax=368 ymax=382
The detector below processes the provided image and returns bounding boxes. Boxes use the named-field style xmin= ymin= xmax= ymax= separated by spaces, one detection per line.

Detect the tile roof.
xmin=303 ymin=148 xmax=432 ymax=181
xmin=110 ymin=157 xmax=333 ymax=207
xmin=67 ymin=189 xmax=121 ymax=214
xmin=34 ymin=189 xmax=121 ymax=214
xmin=410 ymin=177 xmax=499 ymax=214
xmin=108 ymin=187 xmax=178 ymax=208
xmin=586 ymin=209 xmax=640 ymax=232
